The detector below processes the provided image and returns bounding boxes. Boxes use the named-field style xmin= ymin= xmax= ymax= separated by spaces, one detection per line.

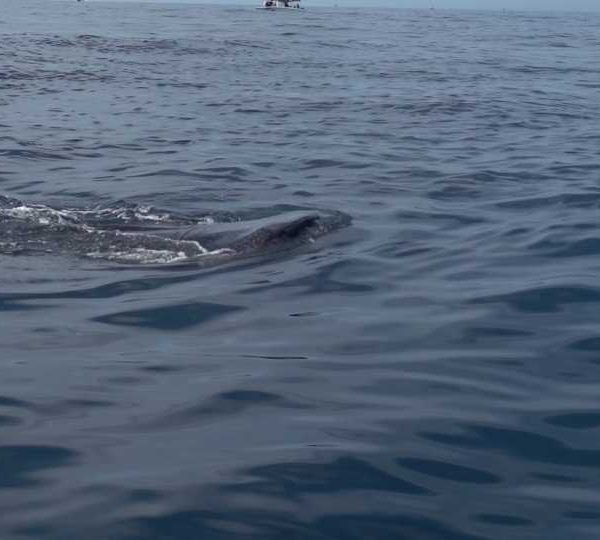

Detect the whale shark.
xmin=0 ymin=195 xmax=351 ymax=265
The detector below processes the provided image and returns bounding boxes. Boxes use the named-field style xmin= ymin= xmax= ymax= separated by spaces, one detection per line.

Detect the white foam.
xmin=0 ymin=202 xmax=212 ymax=227
xmin=0 ymin=204 xmax=75 ymax=225
xmin=86 ymin=248 xmax=192 ymax=264
xmin=86 ymin=246 xmax=235 ymax=264
xmin=0 ymin=202 xmax=228 ymax=264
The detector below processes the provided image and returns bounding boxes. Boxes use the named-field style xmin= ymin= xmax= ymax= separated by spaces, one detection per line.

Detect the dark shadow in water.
xmin=395 ymin=458 xmax=501 ymax=485
xmin=138 ymin=390 xmax=311 ymax=431
xmin=92 ymin=301 xmax=245 ymax=330
xmin=0 ymin=273 xmax=206 ymax=302
xmin=568 ymin=336 xmax=600 ymax=352
xmin=0 ymin=255 xmax=289 ymax=305
xmin=473 ymin=513 xmax=533 ymax=527
xmin=0 ymin=396 xmax=31 ymax=428
xmin=120 ymin=510 xmax=314 ymax=540
xmin=240 ymin=260 xmax=374 ymax=296
xmin=0 ymin=396 xmax=30 ymax=408
xmin=421 ymin=424 xmax=600 ymax=468
xmin=0 ymin=445 xmax=78 ymax=488
xmin=315 ymin=514 xmax=486 ymax=540
xmin=0 ymin=414 xmax=21 ymax=426
xmin=119 ymin=509 xmax=484 ymax=540
xmin=471 ymin=285 xmax=600 ymax=313
xmin=109 ymin=456 xmax=463 ymax=540
xmin=0 ymin=298 xmax=52 ymax=312
xmin=221 ymin=456 xmax=431 ymax=498
xmin=544 ymin=412 xmax=600 ymax=429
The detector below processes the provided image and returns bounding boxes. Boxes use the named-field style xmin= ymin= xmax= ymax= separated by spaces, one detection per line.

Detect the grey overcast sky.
xmin=116 ymin=0 xmax=600 ymax=11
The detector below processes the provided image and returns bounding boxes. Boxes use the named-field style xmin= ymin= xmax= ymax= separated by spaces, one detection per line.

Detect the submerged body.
xmin=177 ymin=212 xmax=333 ymax=253
xmin=0 ymin=196 xmax=350 ymax=265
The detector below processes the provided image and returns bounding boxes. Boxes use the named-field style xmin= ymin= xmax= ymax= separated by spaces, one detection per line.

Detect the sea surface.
xmin=2 ymin=1 xmax=600 ymax=538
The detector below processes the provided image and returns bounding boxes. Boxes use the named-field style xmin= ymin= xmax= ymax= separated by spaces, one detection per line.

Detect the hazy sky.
xmin=113 ymin=0 xmax=600 ymax=11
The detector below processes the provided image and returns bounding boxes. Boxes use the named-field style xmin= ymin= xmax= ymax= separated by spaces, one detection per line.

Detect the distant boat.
xmin=257 ymin=0 xmax=302 ymax=10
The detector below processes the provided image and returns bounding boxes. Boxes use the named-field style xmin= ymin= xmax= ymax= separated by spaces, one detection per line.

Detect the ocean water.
xmin=2 ymin=1 xmax=600 ymax=538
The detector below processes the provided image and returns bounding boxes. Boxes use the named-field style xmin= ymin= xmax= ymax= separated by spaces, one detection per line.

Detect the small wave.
xmin=223 ymin=39 xmax=270 ymax=50
xmin=0 ymin=149 xmax=70 ymax=160
xmin=74 ymin=35 xmax=181 ymax=54
xmin=0 ymin=68 xmax=111 ymax=83
xmin=471 ymin=285 xmax=600 ymax=313
xmin=494 ymin=192 xmax=600 ymax=211
xmin=0 ymin=198 xmax=208 ymax=228
xmin=1 ymin=204 xmax=79 ymax=226
xmin=528 ymin=237 xmax=600 ymax=259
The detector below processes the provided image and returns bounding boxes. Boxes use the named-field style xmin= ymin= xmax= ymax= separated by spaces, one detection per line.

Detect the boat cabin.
xmin=262 ymin=0 xmax=301 ymax=8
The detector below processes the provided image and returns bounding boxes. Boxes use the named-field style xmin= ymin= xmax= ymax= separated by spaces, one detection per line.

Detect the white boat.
xmin=257 ymin=0 xmax=302 ymax=10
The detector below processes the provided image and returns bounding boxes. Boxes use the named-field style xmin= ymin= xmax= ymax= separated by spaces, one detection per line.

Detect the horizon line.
xmin=56 ymin=0 xmax=600 ymax=14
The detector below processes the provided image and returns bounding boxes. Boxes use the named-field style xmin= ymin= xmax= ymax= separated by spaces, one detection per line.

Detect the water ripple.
xmin=3 ymin=4 xmax=600 ymax=540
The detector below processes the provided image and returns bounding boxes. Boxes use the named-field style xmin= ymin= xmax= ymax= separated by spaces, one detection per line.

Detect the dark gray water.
xmin=2 ymin=1 xmax=600 ymax=538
